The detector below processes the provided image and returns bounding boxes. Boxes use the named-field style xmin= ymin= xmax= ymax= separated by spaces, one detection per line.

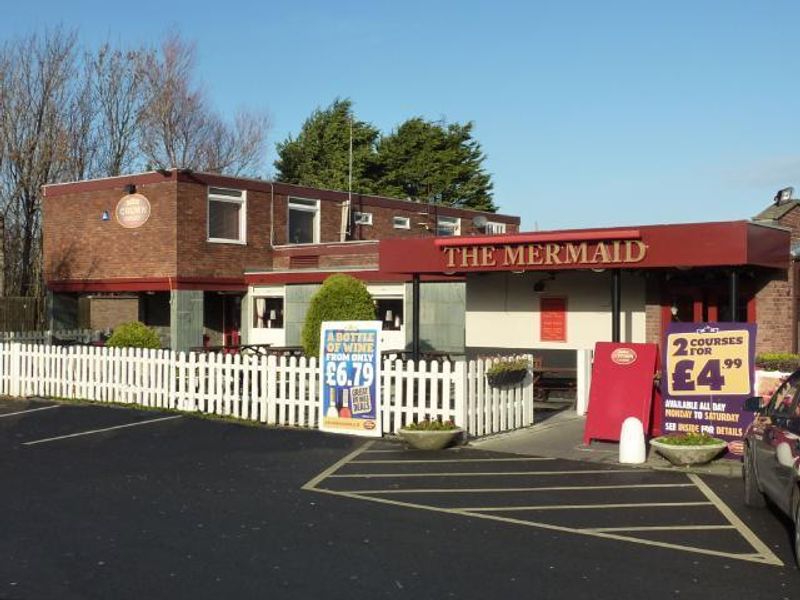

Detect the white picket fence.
xmin=0 ymin=329 xmax=97 ymax=344
xmin=0 ymin=343 xmax=534 ymax=437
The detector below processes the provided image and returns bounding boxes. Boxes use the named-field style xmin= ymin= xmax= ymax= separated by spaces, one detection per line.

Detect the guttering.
xmin=434 ymin=229 xmax=642 ymax=248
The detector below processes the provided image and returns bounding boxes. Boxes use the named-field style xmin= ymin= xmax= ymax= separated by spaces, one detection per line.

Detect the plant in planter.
xmin=398 ymin=419 xmax=463 ymax=450
xmin=486 ymin=357 xmax=530 ymax=387
xmin=649 ymin=432 xmax=728 ymax=466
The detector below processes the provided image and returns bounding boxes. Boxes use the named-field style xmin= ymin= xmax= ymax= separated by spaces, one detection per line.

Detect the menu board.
xmin=662 ymin=323 xmax=756 ymax=456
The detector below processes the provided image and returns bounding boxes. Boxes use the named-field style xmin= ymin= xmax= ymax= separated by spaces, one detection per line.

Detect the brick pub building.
xmin=43 ymin=171 xmax=800 ymax=364
xmin=42 ymin=170 xmax=519 ymax=352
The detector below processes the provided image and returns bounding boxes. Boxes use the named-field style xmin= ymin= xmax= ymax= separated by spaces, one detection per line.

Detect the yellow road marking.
xmin=342 ymin=483 xmax=695 ymax=494
xmin=461 ymin=502 xmax=712 ymax=512
xmin=329 ymin=469 xmax=640 ymax=478
xmin=301 ymin=441 xmax=374 ymax=491
xmin=687 ymin=473 xmax=783 ymax=566
xmin=586 ymin=525 xmax=735 ymax=532
xmin=351 ymin=457 xmax=556 ymax=464
xmin=303 ymin=450 xmax=784 ymax=566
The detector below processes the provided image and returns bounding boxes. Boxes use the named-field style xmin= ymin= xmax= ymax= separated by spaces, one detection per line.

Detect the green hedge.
xmin=301 ymin=274 xmax=376 ymax=357
xmin=106 ymin=321 xmax=161 ymax=349
xmin=755 ymin=353 xmax=800 ymax=373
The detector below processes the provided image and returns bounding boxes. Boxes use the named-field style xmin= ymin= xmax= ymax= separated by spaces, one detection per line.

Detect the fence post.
xmin=9 ymin=342 xmax=20 ymax=397
xmin=453 ymin=359 xmax=467 ymax=429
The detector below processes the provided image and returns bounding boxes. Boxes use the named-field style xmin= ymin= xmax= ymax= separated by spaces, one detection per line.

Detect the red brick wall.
xmin=44 ymin=172 xmax=520 ymax=286
xmin=43 ymin=179 xmax=178 ymax=282
xmin=175 ymin=182 xmax=273 ymax=277
xmin=755 ymin=207 xmax=800 ymax=353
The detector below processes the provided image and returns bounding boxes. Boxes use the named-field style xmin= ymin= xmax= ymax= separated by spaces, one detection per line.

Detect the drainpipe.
xmin=729 ymin=269 xmax=739 ymax=322
xmin=611 ymin=270 xmax=621 ymax=342
xmin=412 ymin=274 xmax=421 ymax=361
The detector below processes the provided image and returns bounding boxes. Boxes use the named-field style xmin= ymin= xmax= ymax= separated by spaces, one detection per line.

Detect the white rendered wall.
xmin=246 ymin=282 xmax=407 ymax=351
xmin=465 ymin=271 xmax=646 ymax=350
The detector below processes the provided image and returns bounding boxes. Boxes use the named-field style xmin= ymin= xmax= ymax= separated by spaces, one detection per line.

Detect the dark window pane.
xmin=209 ymin=200 xmax=241 ymax=240
xmin=289 ymin=208 xmax=316 ymax=243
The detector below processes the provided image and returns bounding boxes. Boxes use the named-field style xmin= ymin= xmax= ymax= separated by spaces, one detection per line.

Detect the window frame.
xmin=393 ymin=216 xmax=411 ymax=230
xmin=353 ymin=211 xmax=373 ymax=226
xmin=436 ymin=215 xmax=461 ymax=236
xmin=253 ymin=294 xmax=285 ymax=330
xmin=287 ymin=197 xmax=321 ymax=245
xmin=207 ymin=187 xmax=247 ymax=244
xmin=485 ymin=221 xmax=507 ymax=234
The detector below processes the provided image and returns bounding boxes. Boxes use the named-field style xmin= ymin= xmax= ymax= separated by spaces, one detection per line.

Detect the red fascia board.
xmin=381 ymin=220 xmax=790 ymax=273
xmin=43 ymin=171 xmax=177 ymax=197
xmin=434 ymin=229 xmax=641 ymax=247
xmin=47 ymin=277 xmax=246 ymax=293
xmin=244 ymin=271 xmax=461 ymax=285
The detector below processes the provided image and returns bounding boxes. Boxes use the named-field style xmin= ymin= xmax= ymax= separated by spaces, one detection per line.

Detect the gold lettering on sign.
xmin=443 ymin=238 xmax=648 ymax=269
xmin=504 ymin=245 xmax=524 ymax=266
xmin=481 ymin=246 xmax=497 ymax=266
xmin=443 ymin=247 xmax=457 ymax=268
xmin=528 ymin=244 xmax=544 ymax=265
xmin=545 ymin=243 xmax=562 ymax=265
xmin=565 ymin=242 xmax=588 ymax=264
xmin=590 ymin=242 xmax=611 ymax=264
xmin=624 ymin=240 xmax=647 ymax=263
xmin=462 ymin=247 xmax=479 ymax=268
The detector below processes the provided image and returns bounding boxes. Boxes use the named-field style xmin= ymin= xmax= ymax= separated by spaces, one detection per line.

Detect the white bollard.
xmin=619 ymin=416 xmax=646 ymax=464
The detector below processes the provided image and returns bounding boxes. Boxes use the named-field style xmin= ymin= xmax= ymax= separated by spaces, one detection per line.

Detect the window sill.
xmin=207 ymin=238 xmax=247 ymax=245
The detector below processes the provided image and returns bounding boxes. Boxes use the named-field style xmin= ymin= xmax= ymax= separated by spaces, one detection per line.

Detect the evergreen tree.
xmin=274 ymin=98 xmax=380 ymax=193
xmin=375 ymin=117 xmax=496 ymax=211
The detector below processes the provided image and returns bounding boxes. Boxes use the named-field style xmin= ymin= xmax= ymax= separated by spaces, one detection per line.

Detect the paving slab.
xmin=470 ymin=409 xmax=743 ymax=479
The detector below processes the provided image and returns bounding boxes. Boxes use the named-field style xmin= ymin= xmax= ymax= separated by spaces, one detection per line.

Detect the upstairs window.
xmin=393 ymin=216 xmax=410 ymax=229
xmin=208 ymin=187 xmax=246 ymax=243
xmin=437 ymin=215 xmax=461 ymax=236
xmin=353 ymin=212 xmax=373 ymax=226
xmin=288 ymin=198 xmax=320 ymax=244
xmin=485 ymin=221 xmax=506 ymax=234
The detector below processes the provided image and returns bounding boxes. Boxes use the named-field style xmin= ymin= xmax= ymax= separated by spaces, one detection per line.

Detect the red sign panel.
xmin=584 ymin=342 xmax=659 ymax=444
xmin=540 ymin=297 xmax=566 ymax=341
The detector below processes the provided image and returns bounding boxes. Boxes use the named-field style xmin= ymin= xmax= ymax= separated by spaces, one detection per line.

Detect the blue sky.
xmin=3 ymin=1 xmax=799 ymax=230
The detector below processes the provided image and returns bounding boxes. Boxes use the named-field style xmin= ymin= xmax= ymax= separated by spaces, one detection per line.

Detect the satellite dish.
xmin=472 ymin=215 xmax=488 ymax=229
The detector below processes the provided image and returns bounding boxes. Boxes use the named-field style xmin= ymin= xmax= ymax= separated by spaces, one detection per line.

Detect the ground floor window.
xmin=254 ymin=297 xmax=284 ymax=329
xmin=376 ymin=298 xmax=403 ymax=331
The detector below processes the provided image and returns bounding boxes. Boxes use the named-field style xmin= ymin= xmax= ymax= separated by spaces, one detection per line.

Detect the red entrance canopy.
xmin=380 ymin=220 xmax=789 ymax=274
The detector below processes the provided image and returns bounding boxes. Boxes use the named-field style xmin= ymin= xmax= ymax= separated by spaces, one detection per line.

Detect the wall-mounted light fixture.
xmin=125 ymin=184 xmax=136 ymax=194
xmin=101 ymin=210 xmax=110 ymax=221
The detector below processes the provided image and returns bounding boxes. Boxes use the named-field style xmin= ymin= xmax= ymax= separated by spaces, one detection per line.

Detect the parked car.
xmin=743 ymin=370 xmax=800 ymax=565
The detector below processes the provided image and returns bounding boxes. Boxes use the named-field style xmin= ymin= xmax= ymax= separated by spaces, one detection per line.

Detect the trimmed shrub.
xmin=755 ymin=353 xmax=800 ymax=373
xmin=301 ymin=274 xmax=376 ymax=357
xmin=106 ymin=321 xmax=161 ymax=349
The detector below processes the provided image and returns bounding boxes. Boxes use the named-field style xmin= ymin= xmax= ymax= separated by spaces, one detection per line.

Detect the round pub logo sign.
xmin=611 ymin=347 xmax=637 ymax=365
xmin=116 ymin=193 xmax=151 ymax=228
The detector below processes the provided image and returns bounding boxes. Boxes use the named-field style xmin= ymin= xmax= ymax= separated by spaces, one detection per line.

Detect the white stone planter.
xmin=397 ymin=427 xmax=464 ymax=450
xmin=649 ymin=438 xmax=727 ymax=466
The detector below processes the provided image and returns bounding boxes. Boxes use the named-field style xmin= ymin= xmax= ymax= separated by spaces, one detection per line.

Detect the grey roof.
xmin=753 ymin=199 xmax=800 ymax=223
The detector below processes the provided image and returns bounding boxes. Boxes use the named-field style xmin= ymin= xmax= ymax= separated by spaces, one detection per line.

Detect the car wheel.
xmin=744 ymin=446 xmax=766 ymax=508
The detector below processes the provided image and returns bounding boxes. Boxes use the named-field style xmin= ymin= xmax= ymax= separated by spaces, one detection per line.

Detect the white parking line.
xmin=351 ymin=483 xmax=695 ymax=494
xmin=330 ymin=468 xmax=640 ymax=478
xmin=463 ymin=502 xmax=713 ymax=512
xmin=0 ymin=405 xmax=59 ymax=418
xmin=23 ymin=415 xmax=182 ymax=446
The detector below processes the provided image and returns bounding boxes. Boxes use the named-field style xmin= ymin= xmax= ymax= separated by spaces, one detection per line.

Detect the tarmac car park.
xmin=2 ymin=396 xmax=800 ymax=600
